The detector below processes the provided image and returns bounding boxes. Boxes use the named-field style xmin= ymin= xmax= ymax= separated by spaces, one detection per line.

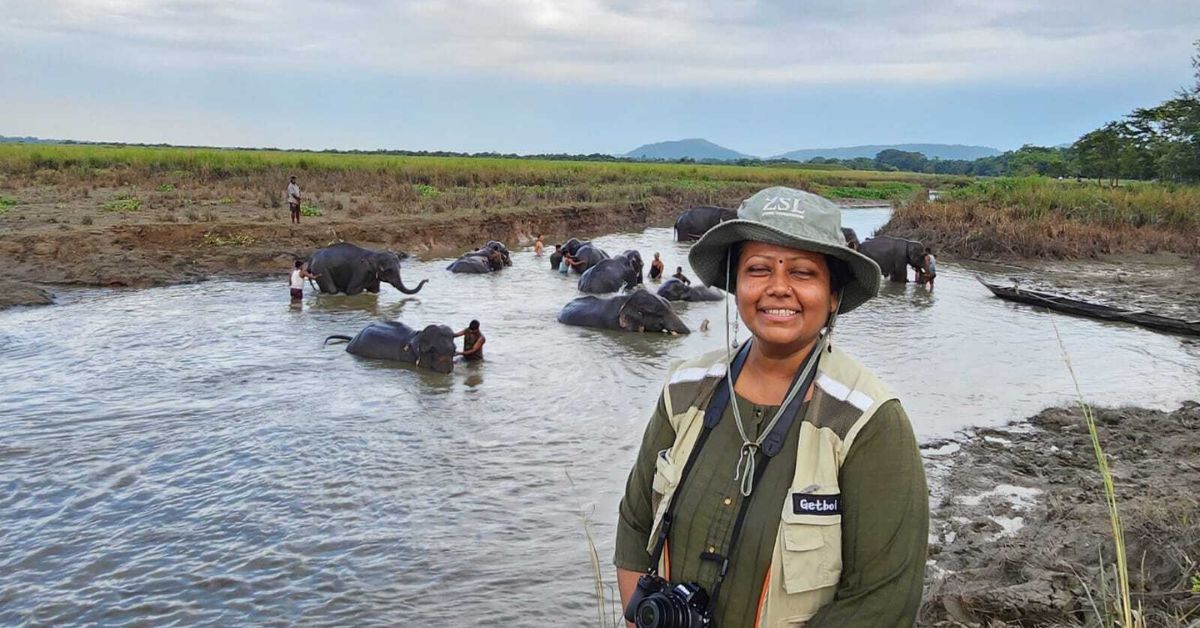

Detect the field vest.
xmin=647 ymin=343 xmax=896 ymax=627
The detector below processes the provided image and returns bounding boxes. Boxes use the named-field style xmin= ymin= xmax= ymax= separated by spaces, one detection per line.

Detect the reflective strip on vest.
xmin=649 ymin=344 xmax=896 ymax=627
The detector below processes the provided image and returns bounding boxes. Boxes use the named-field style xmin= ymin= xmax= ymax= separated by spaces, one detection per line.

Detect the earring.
xmin=731 ymin=310 xmax=740 ymax=349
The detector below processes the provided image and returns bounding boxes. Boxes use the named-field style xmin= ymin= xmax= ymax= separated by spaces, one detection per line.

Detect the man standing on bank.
xmin=287 ymin=175 xmax=301 ymax=224
xmin=615 ymin=187 xmax=927 ymax=627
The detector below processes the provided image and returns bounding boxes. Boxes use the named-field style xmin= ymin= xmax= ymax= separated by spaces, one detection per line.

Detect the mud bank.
xmin=0 ymin=200 xmax=677 ymax=309
xmin=921 ymin=402 xmax=1200 ymax=626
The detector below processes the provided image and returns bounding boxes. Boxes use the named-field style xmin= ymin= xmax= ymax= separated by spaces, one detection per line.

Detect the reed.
xmin=885 ymin=177 xmax=1200 ymax=258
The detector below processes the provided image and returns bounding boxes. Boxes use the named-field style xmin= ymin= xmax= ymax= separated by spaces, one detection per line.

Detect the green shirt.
xmin=615 ymin=393 xmax=927 ymax=627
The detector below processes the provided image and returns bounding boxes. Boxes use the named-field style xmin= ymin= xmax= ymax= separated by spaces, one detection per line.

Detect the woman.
xmin=615 ymin=187 xmax=927 ymax=627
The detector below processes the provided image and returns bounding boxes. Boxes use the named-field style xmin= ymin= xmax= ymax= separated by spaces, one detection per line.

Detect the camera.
xmin=624 ymin=573 xmax=712 ymax=628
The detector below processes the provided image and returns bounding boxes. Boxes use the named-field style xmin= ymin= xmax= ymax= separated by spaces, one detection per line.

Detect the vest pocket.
xmin=778 ymin=520 xmax=842 ymax=595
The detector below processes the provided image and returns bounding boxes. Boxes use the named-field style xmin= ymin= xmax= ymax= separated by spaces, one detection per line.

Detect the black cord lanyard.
xmin=647 ymin=341 xmax=821 ymax=617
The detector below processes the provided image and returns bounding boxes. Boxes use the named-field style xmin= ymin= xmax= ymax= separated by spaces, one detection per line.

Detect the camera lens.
xmin=635 ymin=597 xmax=669 ymax=628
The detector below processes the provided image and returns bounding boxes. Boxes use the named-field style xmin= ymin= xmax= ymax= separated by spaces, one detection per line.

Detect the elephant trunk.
xmin=392 ymin=277 xmax=429 ymax=294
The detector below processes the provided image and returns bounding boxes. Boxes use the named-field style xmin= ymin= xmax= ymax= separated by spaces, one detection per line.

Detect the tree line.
xmin=808 ymin=41 xmax=1200 ymax=184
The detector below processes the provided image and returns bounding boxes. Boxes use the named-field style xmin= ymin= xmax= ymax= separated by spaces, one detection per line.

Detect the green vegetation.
xmin=887 ymin=177 xmax=1200 ymax=258
xmin=415 ymin=184 xmax=441 ymax=198
xmin=300 ymin=202 xmax=322 ymax=216
xmin=201 ymin=231 xmax=255 ymax=246
xmin=0 ymin=196 xmax=16 ymax=214
xmin=813 ymin=181 xmax=920 ymax=201
xmin=102 ymin=193 xmax=141 ymax=212
xmin=157 ymin=183 xmax=175 ymax=192
xmin=218 ymin=196 xmax=234 ymax=205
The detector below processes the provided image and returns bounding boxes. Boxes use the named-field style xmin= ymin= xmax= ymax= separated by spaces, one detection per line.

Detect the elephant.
xmin=568 ymin=244 xmax=609 ymax=274
xmin=308 ymin=242 xmax=428 ymax=295
xmin=841 ymin=227 xmax=860 ymax=250
xmin=858 ymin=235 xmax=924 ymax=283
xmin=550 ymin=237 xmax=584 ymax=270
xmin=656 ymin=278 xmax=723 ymax=302
xmin=324 ymin=321 xmax=456 ymax=373
xmin=558 ymin=288 xmax=690 ymax=334
xmin=674 ymin=206 xmax=738 ymax=241
xmin=577 ymin=250 xmax=644 ymax=293
xmin=448 ymin=242 xmax=509 ymax=273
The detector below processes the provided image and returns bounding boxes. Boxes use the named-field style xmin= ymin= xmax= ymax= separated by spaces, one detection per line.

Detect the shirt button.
xmin=723 ymin=497 xmax=732 ymax=506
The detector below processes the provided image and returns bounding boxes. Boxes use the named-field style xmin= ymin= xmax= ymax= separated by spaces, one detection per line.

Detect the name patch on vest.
xmin=792 ymin=493 xmax=841 ymax=516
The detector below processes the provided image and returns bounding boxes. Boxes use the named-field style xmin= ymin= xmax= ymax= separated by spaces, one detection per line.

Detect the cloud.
xmin=2 ymin=0 xmax=1198 ymax=87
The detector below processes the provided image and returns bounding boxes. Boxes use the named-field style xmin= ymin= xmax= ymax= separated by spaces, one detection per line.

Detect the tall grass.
xmin=1051 ymin=315 xmax=1140 ymax=628
xmin=886 ymin=177 xmax=1200 ymax=258
xmin=0 ymin=143 xmax=952 ymax=195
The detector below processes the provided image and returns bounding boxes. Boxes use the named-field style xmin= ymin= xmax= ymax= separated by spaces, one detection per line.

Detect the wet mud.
xmin=922 ymin=402 xmax=1200 ymax=626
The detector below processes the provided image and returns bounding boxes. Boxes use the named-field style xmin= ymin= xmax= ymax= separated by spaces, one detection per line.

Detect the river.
xmin=2 ymin=208 xmax=1197 ymax=625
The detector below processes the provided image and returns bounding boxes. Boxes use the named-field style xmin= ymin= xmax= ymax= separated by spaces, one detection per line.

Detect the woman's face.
xmin=736 ymin=241 xmax=838 ymax=354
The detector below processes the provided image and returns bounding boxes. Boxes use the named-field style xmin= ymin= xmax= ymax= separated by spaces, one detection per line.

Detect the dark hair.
xmin=294 ymin=259 xmax=303 ymax=269
xmin=469 ymin=319 xmax=480 ymax=330
xmin=727 ymin=242 xmax=849 ymax=294
xmin=925 ymin=246 xmax=932 ymax=254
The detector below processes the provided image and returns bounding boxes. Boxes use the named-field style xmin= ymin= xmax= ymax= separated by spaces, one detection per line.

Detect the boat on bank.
xmin=978 ymin=278 xmax=1200 ymax=337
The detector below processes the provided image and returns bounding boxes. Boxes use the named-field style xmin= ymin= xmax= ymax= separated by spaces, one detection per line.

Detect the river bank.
xmin=922 ymin=401 xmax=1200 ymax=626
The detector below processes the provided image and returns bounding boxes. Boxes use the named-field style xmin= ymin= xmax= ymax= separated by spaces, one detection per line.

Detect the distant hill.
xmin=0 ymin=135 xmax=59 ymax=144
xmin=625 ymin=138 xmax=754 ymax=161
xmin=774 ymin=144 xmax=1001 ymax=162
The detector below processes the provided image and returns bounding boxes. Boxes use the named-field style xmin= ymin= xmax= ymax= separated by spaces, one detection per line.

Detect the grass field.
xmin=0 ymin=143 xmax=950 ymax=204
xmin=885 ymin=177 xmax=1200 ymax=258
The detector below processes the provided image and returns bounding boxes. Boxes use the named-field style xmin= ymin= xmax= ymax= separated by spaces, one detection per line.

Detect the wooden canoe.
xmin=978 ymin=278 xmax=1200 ymax=337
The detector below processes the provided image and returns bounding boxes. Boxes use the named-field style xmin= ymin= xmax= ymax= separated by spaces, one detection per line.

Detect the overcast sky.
xmin=2 ymin=0 xmax=1198 ymax=155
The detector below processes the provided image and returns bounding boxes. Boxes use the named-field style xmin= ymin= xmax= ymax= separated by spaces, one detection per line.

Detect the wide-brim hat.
xmin=688 ymin=186 xmax=881 ymax=313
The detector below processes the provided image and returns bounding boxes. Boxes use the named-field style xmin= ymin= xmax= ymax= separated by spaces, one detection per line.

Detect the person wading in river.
xmin=287 ymin=175 xmax=301 ymax=224
xmin=919 ymin=247 xmax=937 ymax=291
xmin=671 ymin=266 xmax=691 ymax=285
xmin=615 ymin=186 xmax=928 ymax=627
xmin=288 ymin=259 xmax=319 ymax=302
xmin=455 ymin=320 xmax=485 ymax=361
xmin=534 ymin=235 xmax=545 ymax=257
xmin=648 ymin=252 xmax=665 ymax=281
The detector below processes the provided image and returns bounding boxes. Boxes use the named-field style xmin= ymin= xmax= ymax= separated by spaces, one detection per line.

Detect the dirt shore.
xmin=921 ymin=401 xmax=1200 ymax=626
xmin=0 ymin=186 xmax=684 ymax=309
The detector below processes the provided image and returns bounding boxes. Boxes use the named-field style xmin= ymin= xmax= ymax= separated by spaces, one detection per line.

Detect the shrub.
xmin=102 ymin=193 xmax=141 ymax=212
xmin=300 ymin=202 xmax=322 ymax=216
xmin=157 ymin=183 xmax=175 ymax=192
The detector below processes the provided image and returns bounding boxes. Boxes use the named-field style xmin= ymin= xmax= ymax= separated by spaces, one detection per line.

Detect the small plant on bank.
xmin=415 ymin=184 xmax=441 ymax=198
xmin=300 ymin=202 xmax=322 ymax=217
xmin=157 ymin=183 xmax=175 ymax=192
xmin=1191 ymin=573 xmax=1200 ymax=594
xmin=219 ymin=196 xmax=233 ymax=204
xmin=201 ymin=231 xmax=255 ymax=246
xmin=102 ymin=193 xmax=141 ymax=212
xmin=0 ymin=196 xmax=16 ymax=214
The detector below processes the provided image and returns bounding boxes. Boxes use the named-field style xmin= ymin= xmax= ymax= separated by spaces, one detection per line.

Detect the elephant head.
xmin=904 ymin=240 xmax=925 ymax=270
xmin=562 ymin=238 xmax=583 ymax=256
xmin=840 ymin=227 xmax=860 ymax=250
xmin=412 ymin=324 xmax=456 ymax=373
xmin=617 ymin=290 xmax=690 ymax=334
xmin=623 ymin=250 xmax=644 ymax=284
xmin=370 ymin=251 xmax=428 ymax=294
xmin=656 ymin=278 xmax=689 ymax=301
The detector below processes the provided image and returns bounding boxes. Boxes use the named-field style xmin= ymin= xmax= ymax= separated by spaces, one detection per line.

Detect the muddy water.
xmin=2 ymin=208 xmax=1198 ymax=625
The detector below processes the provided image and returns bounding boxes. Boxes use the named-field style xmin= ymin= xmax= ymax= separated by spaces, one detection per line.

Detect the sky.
xmin=2 ymin=0 xmax=1199 ymax=156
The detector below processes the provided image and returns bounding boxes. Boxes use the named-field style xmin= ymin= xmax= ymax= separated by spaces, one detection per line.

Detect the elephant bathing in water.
xmin=577 ymin=250 xmax=644 ymax=293
xmin=448 ymin=241 xmax=511 ymax=274
xmin=324 ymin=321 xmax=456 ymax=373
xmin=558 ymin=289 xmax=690 ymax=334
xmin=656 ymin=278 xmax=723 ymax=302
xmin=308 ymin=242 xmax=428 ymax=295
xmin=674 ymin=206 xmax=738 ymax=241
xmin=858 ymin=235 xmax=924 ymax=282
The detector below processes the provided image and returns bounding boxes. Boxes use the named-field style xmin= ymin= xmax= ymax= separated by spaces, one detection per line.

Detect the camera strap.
xmin=702 ymin=342 xmax=820 ymax=617
xmin=646 ymin=341 xmax=752 ymax=574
